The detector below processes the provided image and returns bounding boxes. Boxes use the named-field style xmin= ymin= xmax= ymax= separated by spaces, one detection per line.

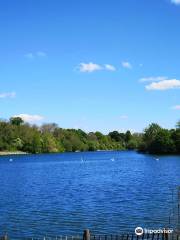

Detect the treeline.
xmin=0 ymin=117 xmax=179 ymax=155
xmin=138 ymin=122 xmax=180 ymax=154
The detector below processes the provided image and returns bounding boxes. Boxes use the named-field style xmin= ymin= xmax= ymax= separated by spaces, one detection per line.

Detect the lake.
xmin=0 ymin=151 xmax=179 ymax=239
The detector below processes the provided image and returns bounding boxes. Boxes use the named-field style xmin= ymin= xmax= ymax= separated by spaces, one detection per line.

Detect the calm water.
xmin=0 ymin=151 xmax=179 ymax=239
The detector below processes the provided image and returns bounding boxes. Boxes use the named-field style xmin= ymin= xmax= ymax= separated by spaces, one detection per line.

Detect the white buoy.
xmin=111 ymin=158 xmax=115 ymax=162
xmin=9 ymin=158 xmax=13 ymax=162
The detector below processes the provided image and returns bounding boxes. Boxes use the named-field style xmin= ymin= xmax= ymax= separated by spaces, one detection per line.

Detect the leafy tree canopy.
xmin=0 ymin=118 xmax=179 ymax=155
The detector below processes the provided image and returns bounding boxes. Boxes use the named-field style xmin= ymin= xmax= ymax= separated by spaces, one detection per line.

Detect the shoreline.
xmin=0 ymin=151 xmax=29 ymax=156
xmin=0 ymin=150 xmax=179 ymax=157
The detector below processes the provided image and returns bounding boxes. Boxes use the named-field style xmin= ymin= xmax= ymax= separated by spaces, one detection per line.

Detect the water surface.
xmin=0 ymin=151 xmax=179 ymax=238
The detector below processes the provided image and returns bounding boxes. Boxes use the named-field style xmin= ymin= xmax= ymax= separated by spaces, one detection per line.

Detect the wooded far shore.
xmin=0 ymin=117 xmax=179 ymax=155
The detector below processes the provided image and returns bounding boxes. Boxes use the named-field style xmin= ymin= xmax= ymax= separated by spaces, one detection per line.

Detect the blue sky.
xmin=0 ymin=0 xmax=180 ymax=133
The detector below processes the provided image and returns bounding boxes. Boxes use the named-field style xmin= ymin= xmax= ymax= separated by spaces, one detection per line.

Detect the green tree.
xmin=10 ymin=117 xmax=24 ymax=126
xmin=31 ymin=133 xmax=42 ymax=153
xmin=144 ymin=123 xmax=161 ymax=144
xmin=62 ymin=139 xmax=73 ymax=152
xmin=127 ymin=139 xmax=138 ymax=150
xmin=12 ymin=137 xmax=23 ymax=150
xmin=125 ymin=130 xmax=132 ymax=142
xmin=149 ymin=129 xmax=176 ymax=154
xmin=171 ymin=128 xmax=180 ymax=154
xmin=109 ymin=131 xmax=123 ymax=142
xmin=42 ymin=133 xmax=58 ymax=153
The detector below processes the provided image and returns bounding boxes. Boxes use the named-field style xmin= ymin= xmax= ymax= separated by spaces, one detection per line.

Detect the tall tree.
xmin=10 ymin=117 xmax=24 ymax=126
